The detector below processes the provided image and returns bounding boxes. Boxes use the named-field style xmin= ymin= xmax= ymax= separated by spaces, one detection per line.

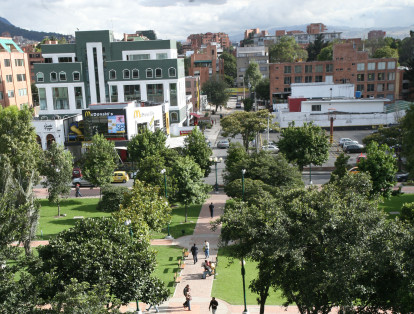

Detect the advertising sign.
xmin=108 ymin=115 xmax=126 ymax=133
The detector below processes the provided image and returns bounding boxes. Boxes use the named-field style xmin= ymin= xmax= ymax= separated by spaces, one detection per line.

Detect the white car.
xmin=262 ymin=144 xmax=279 ymax=153
xmin=339 ymin=138 xmax=352 ymax=147
xmin=343 ymin=140 xmax=359 ymax=150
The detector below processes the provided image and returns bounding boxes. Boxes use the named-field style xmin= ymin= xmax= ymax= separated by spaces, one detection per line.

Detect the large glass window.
xmin=367 ymin=62 xmax=375 ymax=70
xmin=305 ymin=76 xmax=312 ymax=83
xmin=305 ymin=65 xmax=312 ymax=73
xmin=156 ymin=53 xmax=168 ymax=59
xmin=357 ymin=63 xmax=365 ymax=71
xmin=294 ymin=76 xmax=302 ymax=83
xmin=378 ymin=73 xmax=385 ymax=80
xmin=312 ymin=105 xmax=321 ymax=111
xmin=388 ymin=61 xmax=396 ymax=69
xmin=357 ymin=74 xmax=364 ymax=82
xmin=75 ymin=87 xmax=83 ymax=109
xmin=315 ymin=75 xmax=323 ymax=82
xmin=14 ymin=59 xmax=24 ymax=66
xmin=17 ymin=74 xmax=26 ymax=81
xmin=4 ymin=59 xmax=10 ymax=67
xmin=377 ymin=83 xmax=385 ymax=92
xmin=388 ymin=72 xmax=395 ymax=80
xmin=169 ymin=83 xmax=177 ymax=106
xmin=367 ymin=84 xmax=375 ymax=92
xmin=129 ymin=54 xmax=150 ymax=61
xmin=378 ymin=62 xmax=386 ymax=70
xmin=52 ymin=87 xmax=69 ymax=110
xmin=315 ymin=65 xmax=323 ymax=73
xmin=284 ymin=77 xmax=291 ymax=84
xmin=294 ymin=65 xmax=302 ymax=73
xmin=39 ymin=88 xmax=47 ymax=110
xmin=18 ymin=88 xmax=27 ymax=96
xmin=169 ymin=67 xmax=176 ymax=77
xmin=146 ymin=84 xmax=164 ymax=103
xmin=325 ymin=64 xmax=333 ymax=72
xmin=124 ymin=85 xmax=141 ymax=101
xmin=7 ymin=90 xmax=14 ymax=97
xmin=367 ymin=73 xmax=375 ymax=81
xmin=284 ymin=66 xmax=291 ymax=74
xmin=110 ymin=86 xmax=118 ymax=102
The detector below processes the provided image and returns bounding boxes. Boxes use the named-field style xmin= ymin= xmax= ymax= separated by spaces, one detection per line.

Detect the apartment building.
xmin=184 ymin=32 xmax=231 ymax=53
xmin=22 ymin=44 xmax=44 ymax=83
xmin=368 ymin=30 xmax=386 ymax=40
xmin=270 ymin=43 xmax=401 ymax=103
xmin=0 ymin=37 xmax=32 ymax=109
xmin=185 ymin=76 xmax=200 ymax=112
xmin=236 ymin=46 xmax=269 ymax=88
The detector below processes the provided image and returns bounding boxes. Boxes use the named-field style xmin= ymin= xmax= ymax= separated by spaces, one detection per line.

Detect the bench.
xmin=174 ymin=272 xmax=182 ymax=284
xmin=178 ymin=259 xmax=185 ymax=270
xmin=182 ymin=248 xmax=189 ymax=258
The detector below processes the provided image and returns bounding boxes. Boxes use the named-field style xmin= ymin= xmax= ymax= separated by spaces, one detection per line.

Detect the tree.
xmin=219 ymin=51 xmax=237 ymax=87
xmin=30 ymin=217 xmax=169 ymax=307
xmin=373 ymin=46 xmax=399 ymax=59
xmin=128 ymin=129 xmax=167 ymax=166
xmin=170 ymin=156 xmax=210 ymax=222
xmin=183 ymin=127 xmax=213 ymax=177
xmin=255 ymin=78 xmax=270 ymax=102
xmin=41 ymin=142 xmax=73 ymax=217
xmin=83 ymin=134 xmax=118 ymax=189
xmin=306 ymin=34 xmax=327 ymax=61
xmin=136 ymin=155 xmax=167 ymax=187
xmin=317 ymin=45 xmax=333 ymax=61
xmin=221 ymin=110 xmax=274 ymax=151
xmin=269 ymin=36 xmax=308 ymax=63
xmin=0 ymin=106 xmax=42 ymax=255
xmin=201 ymin=77 xmax=230 ymax=112
xmin=329 ymin=152 xmax=350 ymax=183
xmin=244 ymin=62 xmax=262 ymax=91
xmin=278 ymin=122 xmax=330 ymax=171
xmin=362 ymin=125 xmax=402 ymax=147
xmin=358 ymin=141 xmax=397 ymax=198
xmin=399 ymin=31 xmax=414 ymax=66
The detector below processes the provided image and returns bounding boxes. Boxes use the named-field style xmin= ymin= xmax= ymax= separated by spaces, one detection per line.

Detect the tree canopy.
xmin=372 ymin=46 xmax=399 ymax=59
xmin=128 ymin=129 xmax=167 ymax=165
xmin=219 ymin=51 xmax=237 ymax=87
xmin=201 ymin=77 xmax=230 ymax=111
xmin=183 ymin=127 xmax=213 ymax=177
xmin=244 ymin=62 xmax=262 ymax=91
xmin=255 ymin=78 xmax=270 ymax=102
xmin=269 ymin=36 xmax=308 ymax=63
xmin=306 ymin=34 xmax=327 ymax=61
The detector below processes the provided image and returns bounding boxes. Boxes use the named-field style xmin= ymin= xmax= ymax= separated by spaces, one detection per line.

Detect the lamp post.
xmin=161 ymin=169 xmax=173 ymax=240
xmin=328 ymin=108 xmax=336 ymax=145
xmin=124 ymin=219 xmax=142 ymax=314
xmin=240 ymin=168 xmax=249 ymax=314
xmin=209 ymin=157 xmax=222 ymax=193
xmin=241 ymin=169 xmax=246 ymax=201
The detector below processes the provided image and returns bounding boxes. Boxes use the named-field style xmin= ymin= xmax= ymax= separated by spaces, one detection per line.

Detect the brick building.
xmin=0 ymin=37 xmax=32 ymax=109
xmin=185 ymin=76 xmax=200 ymax=112
xmin=185 ymin=32 xmax=231 ymax=52
xmin=269 ymin=43 xmax=401 ymax=103
xmin=368 ymin=30 xmax=386 ymax=40
xmin=22 ymin=44 xmax=44 ymax=83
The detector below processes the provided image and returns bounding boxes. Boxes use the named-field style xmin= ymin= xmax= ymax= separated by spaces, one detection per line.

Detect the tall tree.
xmin=278 ymin=122 xmax=330 ymax=171
xmin=41 ymin=142 xmax=73 ymax=217
xmin=402 ymin=105 xmax=414 ymax=172
xmin=183 ymin=127 xmax=213 ymax=177
xmin=329 ymin=152 xmax=350 ymax=183
xmin=201 ymin=77 xmax=230 ymax=112
xmin=83 ymin=134 xmax=118 ymax=188
xmin=317 ymin=45 xmax=333 ymax=61
xmin=219 ymin=51 xmax=237 ymax=87
xmin=269 ymin=36 xmax=308 ymax=63
xmin=373 ymin=46 xmax=399 ymax=59
xmin=399 ymin=31 xmax=414 ymax=66
xmin=128 ymin=129 xmax=167 ymax=166
xmin=244 ymin=62 xmax=262 ymax=92
xmin=306 ymin=34 xmax=327 ymax=61
xmin=255 ymin=78 xmax=270 ymax=103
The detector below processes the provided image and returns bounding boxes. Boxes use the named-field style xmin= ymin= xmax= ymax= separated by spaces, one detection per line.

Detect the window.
xmin=387 ymin=83 xmax=395 ymax=91
xmin=123 ymin=69 xmax=130 ymax=79
xmin=50 ymin=72 xmax=57 ymax=82
xmin=4 ymin=59 xmax=10 ymax=67
xmin=156 ymin=53 xmax=168 ymax=59
xmin=312 ymin=105 xmax=321 ymax=111
xmin=44 ymin=58 xmax=52 ymax=63
xmin=18 ymin=88 xmax=27 ymax=96
xmin=170 ymin=83 xmax=177 ymax=106
xmin=7 ymin=90 xmax=14 ymax=97
xmin=284 ymin=87 xmax=291 ymax=93
xmin=73 ymin=71 xmax=80 ymax=81
xmin=39 ymin=88 xmax=47 ymax=110
xmin=284 ymin=66 xmax=291 ymax=74
xmin=326 ymin=64 xmax=333 ymax=72
xmin=305 ymin=76 xmax=312 ymax=83
xmin=14 ymin=59 xmax=24 ymax=66
xmin=58 ymin=57 xmax=72 ymax=63
xmin=155 ymin=68 xmax=162 ymax=78
xmin=294 ymin=76 xmax=302 ymax=83
xmin=305 ymin=65 xmax=312 ymax=73
xmin=146 ymin=68 xmax=153 ymax=78
xmin=16 ymin=74 xmax=26 ymax=81
xmin=109 ymin=70 xmax=116 ymax=80
xmin=367 ymin=62 xmax=375 ymax=70
xmin=168 ymin=67 xmax=176 ymax=77
xmin=6 ymin=75 xmax=12 ymax=83
xmin=294 ymin=65 xmax=302 ymax=73
xmin=124 ymin=85 xmax=141 ymax=101
xmin=388 ymin=72 xmax=395 ymax=80
xmin=35 ymin=72 xmax=44 ymax=83
xmin=357 ymin=63 xmax=365 ymax=71
xmin=186 ymin=81 xmax=191 ymax=88
xmin=315 ymin=65 xmax=323 ymax=73
xmin=75 ymin=87 xmax=83 ymax=109
xmin=0 ymin=92 xmax=3 ymax=100
xmin=367 ymin=84 xmax=375 ymax=92
xmin=110 ymin=85 xmax=118 ymax=103
xmin=315 ymin=75 xmax=323 ymax=82
xmin=52 ymin=87 xmax=69 ymax=109
xmin=146 ymin=83 xmax=163 ymax=102
xmin=132 ymin=69 xmax=139 ymax=79
xmin=378 ymin=62 xmax=386 ymax=70
xmin=387 ymin=94 xmax=394 ymax=101
xmin=357 ymin=74 xmax=364 ymax=82
xmin=378 ymin=73 xmax=385 ymax=80
xmin=357 ymin=84 xmax=364 ymax=92
xmin=129 ymin=54 xmax=150 ymax=61
xmin=377 ymin=83 xmax=385 ymax=92
xmin=59 ymin=71 xmax=67 ymax=81
xmin=284 ymin=77 xmax=291 ymax=84
xmin=170 ymin=112 xmax=178 ymax=122
xmin=388 ymin=61 xmax=396 ymax=69
xmin=367 ymin=73 xmax=375 ymax=81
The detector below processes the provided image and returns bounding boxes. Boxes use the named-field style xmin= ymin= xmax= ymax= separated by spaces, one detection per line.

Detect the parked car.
xmin=396 ymin=172 xmax=409 ymax=182
xmin=343 ymin=140 xmax=359 ymax=150
xmin=72 ymin=167 xmax=82 ymax=179
xmin=356 ymin=154 xmax=367 ymax=163
xmin=262 ymin=144 xmax=279 ymax=153
xmin=339 ymin=138 xmax=352 ymax=147
xmin=345 ymin=144 xmax=364 ymax=153
xmin=72 ymin=177 xmax=94 ymax=187
xmin=236 ymin=102 xmax=242 ymax=109
xmin=112 ymin=171 xmax=129 ymax=183
xmin=217 ymin=140 xmax=230 ymax=149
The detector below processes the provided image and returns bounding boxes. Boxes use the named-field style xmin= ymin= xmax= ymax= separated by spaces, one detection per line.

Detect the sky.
xmin=2 ymin=0 xmax=414 ymax=41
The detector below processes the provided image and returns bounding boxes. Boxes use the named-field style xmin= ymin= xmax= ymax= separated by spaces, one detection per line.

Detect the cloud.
xmin=139 ymin=0 xmax=227 ymax=7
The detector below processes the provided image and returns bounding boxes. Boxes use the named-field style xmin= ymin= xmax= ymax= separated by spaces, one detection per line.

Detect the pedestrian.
xmin=204 ymin=240 xmax=210 ymax=258
xmin=209 ymin=297 xmax=219 ymax=313
xmin=209 ymin=202 xmax=214 ymax=218
xmin=75 ymin=183 xmax=82 ymax=197
xmin=183 ymin=287 xmax=192 ymax=310
xmin=183 ymin=284 xmax=189 ymax=297
xmin=146 ymin=304 xmax=159 ymax=313
xmin=190 ymin=243 xmax=198 ymax=264
xmin=202 ymin=260 xmax=213 ymax=279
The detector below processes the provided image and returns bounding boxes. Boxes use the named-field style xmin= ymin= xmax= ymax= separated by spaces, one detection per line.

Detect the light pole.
xmin=328 ymin=108 xmax=336 ymax=145
xmin=161 ymin=169 xmax=173 ymax=240
xmin=209 ymin=157 xmax=222 ymax=193
xmin=241 ymin=169 xmax=246 ymax=201
xmin=240 ymin=168 xmax=249 ymax=314
xmin=124 ymin=219 xmax=142 ymax=314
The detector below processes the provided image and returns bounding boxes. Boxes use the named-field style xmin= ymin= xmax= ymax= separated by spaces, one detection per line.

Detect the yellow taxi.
xmin=112 ymin=171 xmax=129 ymax=183
xmin=349 ymin=167 xmax=359 ymax=174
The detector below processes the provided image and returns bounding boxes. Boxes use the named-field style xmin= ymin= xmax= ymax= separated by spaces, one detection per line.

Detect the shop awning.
xmin=190 ymin=113 xmax=201 ymax=119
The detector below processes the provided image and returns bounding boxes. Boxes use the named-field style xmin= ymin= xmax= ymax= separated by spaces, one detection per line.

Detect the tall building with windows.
xmin=236 ymin=46 xmax=269 ymax=88
xmin=0 ymin=37 xmax=32 ymax=109
xmin=33 ymin=30 xmax=187 ymax=126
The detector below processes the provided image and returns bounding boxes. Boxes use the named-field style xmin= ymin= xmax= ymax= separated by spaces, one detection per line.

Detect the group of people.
xmin=183 ymin=284 xmax=219 ymax=313
xmin=190 ymin=240 xmax=210 ymax=264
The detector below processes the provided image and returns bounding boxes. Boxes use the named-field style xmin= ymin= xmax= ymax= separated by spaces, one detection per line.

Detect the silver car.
xmin=72 ymin=177 xmax=94 ymax=187
xmin=217 ymin=140 xmax=230 ymax=149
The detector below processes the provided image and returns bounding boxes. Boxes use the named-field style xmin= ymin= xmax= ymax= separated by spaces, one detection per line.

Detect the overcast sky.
xmin=2 ymin=0 xmax=414 ymax=41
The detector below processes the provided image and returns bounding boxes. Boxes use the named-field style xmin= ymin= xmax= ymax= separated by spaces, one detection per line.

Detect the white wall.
xmin=301 ymin=99 xmax=385 ymax=113
xmin=33 ymin=119 xmax=65 ymax=150
xmin=291 ymin=81 xmax=355 ymax=99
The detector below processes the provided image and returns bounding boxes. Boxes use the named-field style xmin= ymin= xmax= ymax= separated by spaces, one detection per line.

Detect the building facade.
xmin=185 ymin=32 xmax=231 ymax=52
xmin=236 ymin=46 xmax=269 ymax=88
xmin=0 ymin=37 xmax=32 ymax=109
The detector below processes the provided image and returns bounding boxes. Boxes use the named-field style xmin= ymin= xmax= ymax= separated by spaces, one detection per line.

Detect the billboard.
xmin=108 ymin=115 xmax=126 ymax=133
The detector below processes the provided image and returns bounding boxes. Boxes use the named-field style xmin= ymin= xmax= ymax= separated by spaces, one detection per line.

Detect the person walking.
xmin=146 ymin=304 xmax=159 ymax=313
xmin=209 ymin=202 xmax=214 ymax=218
xmin=204 ymin=240 xmax=210 ymax=258
xmin=209 ymin=297 xmax=219 ymax=313
xmin=184 ymin=287 xmax=192 ymax=310
xmin=75 ymin=183 xmax=82 ymax=197
xmin=190 ymin=243 xmax=198 ymax=264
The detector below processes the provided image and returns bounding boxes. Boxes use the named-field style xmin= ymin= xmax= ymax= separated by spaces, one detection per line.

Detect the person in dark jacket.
xmin=190 ymin=243 xmax=198 ymax=264
xmin=209 ymin=297 xmax=219 ymax=314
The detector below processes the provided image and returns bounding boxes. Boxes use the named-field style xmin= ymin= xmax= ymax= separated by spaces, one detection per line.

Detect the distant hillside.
xmin=0 ymin=17 xmax=69 ymax=42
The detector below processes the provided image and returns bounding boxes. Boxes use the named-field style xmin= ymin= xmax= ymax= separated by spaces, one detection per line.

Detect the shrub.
xmin=97 ymin=186 xmax=129 ymax=212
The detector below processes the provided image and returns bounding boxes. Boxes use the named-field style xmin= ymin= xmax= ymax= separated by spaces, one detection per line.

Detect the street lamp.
xmin=124 ymin=219 xmax=142 ymax=314
xmin=161 ymin=169 xmax=173 ymax=240
xmin=241 ymin=169 xmax=246 ymax=201
xmin=209 ymin=156 xmax=223 ymax=193
xmin=328 ymin=108 xmax=336 ymax=145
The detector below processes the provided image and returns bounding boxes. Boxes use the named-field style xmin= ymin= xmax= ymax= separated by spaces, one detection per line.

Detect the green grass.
xmin=212 ymin=247 xmax=287 ymax=305
xmin=152 ymin=245 xmax=183 ymax=294
xmin=379 ymin=194 xmax=414 ymax=216
xmin=151 ymin=204 xmax=202 ymax=239
xmin=37 ymin=198 xmax=110 ymax=239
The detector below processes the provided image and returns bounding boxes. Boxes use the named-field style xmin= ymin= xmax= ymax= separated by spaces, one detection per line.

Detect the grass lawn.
xmin=152 ymin=245 xmax=183 ymax=294
xmin=379 ymin=194 xmax=414 ymax=216
xmin=151 ymin=204 xmax=202 ymax=239
xmin=212 ymin=247 xmax=287 ymax=305
xmin=37 ymin=198 xmax=110 ymax=239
